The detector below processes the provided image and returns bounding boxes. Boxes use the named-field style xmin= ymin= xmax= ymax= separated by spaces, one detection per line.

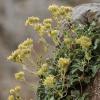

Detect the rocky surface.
xmin=72 ymin=3 xmax=100 ymax=24
xmin=90 ymin=71 xmax=100 ymax=100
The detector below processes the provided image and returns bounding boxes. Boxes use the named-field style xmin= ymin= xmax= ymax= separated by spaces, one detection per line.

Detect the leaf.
xmin=71 ymin=61 xmax=85 ymax=74
xmin=71 ymin=90 xmax=80 ymax=97
xmin=49 ymin=97 xmax=55 ymax=100
xmin=77 ymin=93 xmax=89 ymax=100
xmin=91 ymin=64 xmax=100 ymax=77
xmin=85 ymin=51 xmax=91 ymax=61
xmin=94 ymin=39 xmax=100 ymax=50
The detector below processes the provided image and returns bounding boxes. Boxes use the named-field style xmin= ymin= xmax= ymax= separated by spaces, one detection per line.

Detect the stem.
xmin=61 ymin=69 xmax=66 ymax=97
xmin=22 ymin=65 xmax=36 ymax=75
xmin=53 ymin=88 xmax=63 ymax=97
xmin=79 ymin=79 xmax=83 ymax=95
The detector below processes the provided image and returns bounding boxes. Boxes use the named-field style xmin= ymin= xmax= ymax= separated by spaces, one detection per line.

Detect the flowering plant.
xmin=7 ymin=5 xmax=100 ymax=100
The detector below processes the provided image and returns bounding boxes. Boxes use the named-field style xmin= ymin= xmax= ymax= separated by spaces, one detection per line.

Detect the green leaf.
xmin=49 ymin=97 xmax=55 ymax=100
xmin=91 ymin=64 xmax=100 ymax=77
xmin=94 ymin=39 xmax=100 ymax=50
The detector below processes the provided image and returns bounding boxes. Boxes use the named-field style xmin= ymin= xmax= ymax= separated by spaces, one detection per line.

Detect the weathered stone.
xmin=72 ymin=3 xmax=100 ymax=25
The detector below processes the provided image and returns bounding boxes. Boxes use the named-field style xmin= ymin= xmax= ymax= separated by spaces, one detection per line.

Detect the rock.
xmin=72 ymin=3 xmax=100 ymax=25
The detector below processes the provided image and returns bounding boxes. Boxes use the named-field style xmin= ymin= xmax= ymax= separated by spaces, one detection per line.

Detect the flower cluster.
xmin=26 ymin=18 xmax=52 ymax=36
xmin=36 ymin=63 xmax=48 ymax=76
xmin=8 ymin=86 xmax=22 ymax=100
xmin=18 ymin=38 xmax=33 ymax=49
xmin=15 ymin=71 xmax=25 ymax=81
xmin=58 ymin=58 xmax=70 ymax=70
xmin=48 ymin=4 xmax=72 ymax=18
xmin=25 ymin=16 xmax=40 ymax=26
xmin=64 ymin=37 xmax=72 ymax=46
xmin=43 ymin=75 xmax=55 ymax=88
xmin=75 ymin=36 xmax=92 ymax=49
xmin=7 ymin=38 xmax=33 ymax=63
xmin=25 ymin=5 xmax=72 ymax=40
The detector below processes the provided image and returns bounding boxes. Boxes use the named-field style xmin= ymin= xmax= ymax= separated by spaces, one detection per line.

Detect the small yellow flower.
xmin=7 ymin=49 xmax=21 ymax=62
xmin=37 ymin=69 xmax=44 ymax=76
xmin=64 ymin=37 xmax=72 ymax=45
xmin=19 ymin=49 xmax=31 ymax=58
xmin=75 ymin=36 xmax=91 ymax=49
xmin=48 ymin=5 xmax=60 ymax=16
xmin=44 ymin=23 xmax=51 ymax=29
xmin=59 ymin=6 xmax=72 ymax=19
xmin=48 ymin=4 xmax=59 ymax=12
xmin=50 ymin=30 xmax=58 ymax=36
xmin=43 ymin=75 xmax=55 ymax=88
xmin=37 ymin=63 xmax=48 ymax=76
xmin=15 ymin=86 xmax=21 ymax=93
xmin=25 ymin=16 xmax=40 ymax=26
xmin=59 ymin=6 xmax=67 ymax=16
xmin=58 ymin=58 xmax=70 ymax=69
xmin=43 ymin=18 xmax=52 ymax=24
xmin=15 ymin=71 xmax=25 ymax=81
xmin=35 ymin=25 xmax=46 ymax=36
xmin=18 ymin=38 xmax=33 ymax=49
xmin=8 ymin=95 xmax=14 ymax=100
xmin=9 ymin=89 xmax=15 ymax=94
xmin=33 ymin=23 xmax=42 ymax=31
xmin=42 ymin=63 xmax=48 ymax=68
xmin=62 ymin=6 xmax=72 ymax=12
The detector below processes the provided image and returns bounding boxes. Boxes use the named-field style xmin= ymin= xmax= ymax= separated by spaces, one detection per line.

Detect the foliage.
xmin=7 ymin=4 xmax=100 ymax=100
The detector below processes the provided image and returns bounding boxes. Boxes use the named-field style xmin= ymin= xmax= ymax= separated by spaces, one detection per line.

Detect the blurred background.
xmin=0 ymin=0 xmax=100 ymax=99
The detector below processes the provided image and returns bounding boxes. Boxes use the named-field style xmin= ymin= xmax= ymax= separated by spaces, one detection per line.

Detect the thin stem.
xmin=79 ymin=79 xmax=83 ymax=95
xmin=22 ymin=65 xmax=36 ymax=75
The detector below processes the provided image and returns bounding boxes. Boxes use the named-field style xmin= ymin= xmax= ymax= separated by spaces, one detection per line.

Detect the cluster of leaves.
xmin=7 ymin=5 xmax=100 ymax=100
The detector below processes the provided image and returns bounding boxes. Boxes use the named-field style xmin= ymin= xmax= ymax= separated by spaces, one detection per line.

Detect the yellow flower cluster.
xmin=8 ymin=95 xmax=14 ymax=100
xmin=8 ymin=86 xmax=21 ymax=100
xmin=64 ymin=37 xmax=72 ymax=45
xmin=48 ymin=4 xmax=72 ymax=17
xmin=7 ymin=38 xmax=33 ymax=63
xmin=25 ymin=5 xmax=72 ymax=37
xmin=43 ymin=18 xmax=52 ymax=24
xmin=18 ymin=38 xmax=33 ymax=49
xmin=15 ymin=71 xmax=25 ymax=81
xmin=37 ymin=63 xmax=48 ymax=76
xmin=34 ymin=23 xmax=47 ymax=36
xmin=34 ymin=22 xmax=51 ymax=36
xmin=75 ymin=36 xmax=92 ymax=49
xmin=43 ymin=75 xmax=55 ymax=88
xmin=25 ymin=16 xmax=40 ymax=26
xmin=48 ymin=4 xmax=59 ymax=16
xmin=25 ymin=16 xmax=53 ymax=36
xmin=58 ymin=58 xmax=70 ymax=69
xmin=50 ymin=30 xmax=58 ymax=37
xmin=34 ymin=18 xmax=53 ymax=36
xmin=25 ymin=5 xmax=72 ymax=40
xmin=59 ymin=6 xmax=72 ymax=16
xmin=10 ymin=86 xmax=21 ymax=94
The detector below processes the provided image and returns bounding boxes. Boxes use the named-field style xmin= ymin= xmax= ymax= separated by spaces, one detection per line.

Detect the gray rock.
xmin=72 ymin=3 xmax=100 ymax=25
